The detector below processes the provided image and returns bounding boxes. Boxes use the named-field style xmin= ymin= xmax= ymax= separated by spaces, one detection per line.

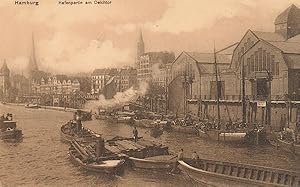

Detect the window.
xmin=210 ymin=81 xmax=225 ymax=99
xmin=258 ymin=48 xmax=262 ymax=71
xmin=247 ymin=58 xmax=251 ymax=75
xmin=250 ymin=55 xmax=254 ymax=72
xmin=276 ymin=62 xmax=280 ymax=75
xmin=271 ymin=55 xmax=275 ymax=74
xmin=255 ymin=51 xmax=258 ymax=71
xmin=263 ymin=50 xmax=266 ymax=71
xmin=267 ymin=52 xmax=270 ymax=71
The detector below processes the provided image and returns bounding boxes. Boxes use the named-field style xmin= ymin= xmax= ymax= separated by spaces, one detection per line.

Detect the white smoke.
xmin=84 ymin=81 xmax=148 ymax=112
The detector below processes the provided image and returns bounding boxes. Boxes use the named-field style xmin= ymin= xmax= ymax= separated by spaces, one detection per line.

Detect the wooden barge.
xmin=60 ymin=122 xmax=99 ymax=143
xmin=178 ymin=158 xmax=300 ymax=187
xmin=68 ymin=134 xmax=171 ymax=173
xmin=69 ymin=143 xmax=125 ymax=174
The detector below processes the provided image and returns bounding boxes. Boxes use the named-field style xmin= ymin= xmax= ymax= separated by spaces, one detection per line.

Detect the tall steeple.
xmin=137 ymin=29 xmax=145 ymax=59
xmin=28 ymin=32 xmax=39 ymax=75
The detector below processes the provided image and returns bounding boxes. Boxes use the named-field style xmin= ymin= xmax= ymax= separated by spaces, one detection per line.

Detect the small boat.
xmin=129 ymin=154 xmax=176 ymax=171
xmin=25 ymin=103 xmax=40 ymax=109
xmin=205 ymin=129 xmax=246 ymax=143
xmin=178 ymin=158 xmax=300 ymax=187
xmin=69 ymin=145 xmax=125 ymax=174
xmin=116 ymin=116 xmax=133 ymax=124
xmin=0 ymin=121 xmax=23 ymax=142
xmin=276 ymin=138 xmax=300 ymax=156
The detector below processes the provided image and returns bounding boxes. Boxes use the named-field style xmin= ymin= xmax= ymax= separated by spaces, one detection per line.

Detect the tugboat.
xmin=0 ymin=114 xmax=23 ymax=142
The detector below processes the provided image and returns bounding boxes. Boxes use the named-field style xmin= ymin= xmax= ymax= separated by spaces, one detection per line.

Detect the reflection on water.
xmin=0 ymin=104 xmax=299 ymax=186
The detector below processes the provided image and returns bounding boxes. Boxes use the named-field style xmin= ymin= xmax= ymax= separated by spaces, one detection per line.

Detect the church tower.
xmin=275 ymin=4 xmax=300 ymax=40
xmin=28 ymin=33 xmax=39 ymax=79
xmin=0 ymin=59 xmax=10 ymax=97
xmin=136 ymin=30 xmax=145 ymax=67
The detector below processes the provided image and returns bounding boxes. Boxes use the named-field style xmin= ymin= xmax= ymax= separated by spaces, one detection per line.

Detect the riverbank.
xmin=4 ymin=102 xmax=78 ymax=113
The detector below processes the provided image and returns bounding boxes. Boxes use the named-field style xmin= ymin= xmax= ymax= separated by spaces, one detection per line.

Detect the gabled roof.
xmin=268 ymin=41 xmax=300 ymax=54
xmin=252 ymin=31 xmax=285 ymax=42
xmin=275 ymin=4 xmax=300 ymax=24
xmin=217 ymin=42 xmax=239 ymax=55
xmin=288 ymin=34 xmax=300 ymax=42
xmin=185 ymin=52 xmax=232 ymax=64
xmin=92 ymin=68 xmax=111 ymax=76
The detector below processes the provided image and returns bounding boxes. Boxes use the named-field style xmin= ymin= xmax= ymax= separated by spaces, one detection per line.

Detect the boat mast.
xmin=213 ymin=44 xmax=221 ymax=129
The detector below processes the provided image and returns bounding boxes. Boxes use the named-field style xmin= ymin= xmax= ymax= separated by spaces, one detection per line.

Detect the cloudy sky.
xmin=0 ymin=0 xmax=299 ymax=74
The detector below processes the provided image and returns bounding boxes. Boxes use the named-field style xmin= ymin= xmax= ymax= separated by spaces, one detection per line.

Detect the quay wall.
xmin=4 ymin=103 xmax=78 ymax=113
xmin=187 ymin=100 xmax=299 ymax=131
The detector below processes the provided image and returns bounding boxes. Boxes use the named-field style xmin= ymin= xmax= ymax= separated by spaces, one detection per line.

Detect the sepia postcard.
xmin=0 ymin=0 xmax=300 ymax=186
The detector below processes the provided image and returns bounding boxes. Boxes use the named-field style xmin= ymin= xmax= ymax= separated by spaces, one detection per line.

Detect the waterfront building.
xmin=0 ymin=60 xmax=10 ymax=98
xmin=168 ymin=48 xmax=234 ymax=116
xmin=31 ymin=75 xmax=80 ymax=95
xmin=174 ymin=4 xmax=300 ymax=130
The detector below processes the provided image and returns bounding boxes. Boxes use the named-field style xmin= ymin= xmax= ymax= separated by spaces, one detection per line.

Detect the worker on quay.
xmin=75 ymin=111 xmax=83 ymax=133
xmin=133 ymin=126 xmax=138 ymax=142
xmin=192 ymin=151 xmax=200 ymax=167
xmin=172 ymin=148 xmax=184 ymax=173
xmin=95 ymin=136 xmax=105 ymax=160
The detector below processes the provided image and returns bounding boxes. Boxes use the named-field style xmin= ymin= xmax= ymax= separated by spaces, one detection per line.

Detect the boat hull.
xmin=277 ymin=139 xmax=300 ymax=156
xmin=178 ymin=159 xmax=300 ymax=187
xmin=129 ymin=155 xmax=175 ymax=171
xmin=69 ymin=150 xmax=125 ymax=174
xmin=201 ymin=130 xmax=246 ymax=143
xmin=0 ymin=129 xmax=23 ymax=142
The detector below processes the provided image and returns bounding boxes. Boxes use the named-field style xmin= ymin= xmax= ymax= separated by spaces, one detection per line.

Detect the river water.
xmin=0 ymin=104 xmax=299 ymax=187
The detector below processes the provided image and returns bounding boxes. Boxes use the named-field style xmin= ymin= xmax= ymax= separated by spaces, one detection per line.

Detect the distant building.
xmin=115 ymin=68 xmax=137 ymax=92
xmin=103 ymin=76 xmax=116 ymax=99
xmin=31 ymin=75 xmax=80 ymax=95
xmin=137 ymin=51 xmax=175 ymax=83
xmin=91 ymin=68 xmax=118 ymax=94
xmin=152 ymin=63 xmax=172 ymax=88
xmin=11 ymin=74 xmax=30 ymax=96
xmin=0 ymin=60 xmax=10 ymax=98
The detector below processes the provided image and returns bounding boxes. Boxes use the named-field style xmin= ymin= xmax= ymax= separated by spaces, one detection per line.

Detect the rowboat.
xmin=129 ymin=154 xmax=176 ymax=171
xmin=69 ymin=146 xmax=125 ymax=174
xmin=25 ymin=103 xmax=40 ymax=109
xmin=178 ymin=158 xmax=300 ymax=187
xmin=276 ymin=138 xmax=300 ymax=156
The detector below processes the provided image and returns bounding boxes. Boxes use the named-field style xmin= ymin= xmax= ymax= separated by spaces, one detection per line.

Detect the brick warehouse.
xmin=168 ymin=4 xmax=300 ymax=130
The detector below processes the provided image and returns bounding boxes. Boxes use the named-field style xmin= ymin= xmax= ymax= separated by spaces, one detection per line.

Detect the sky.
xmin=0 ymin=0 xmax=299 ymax=74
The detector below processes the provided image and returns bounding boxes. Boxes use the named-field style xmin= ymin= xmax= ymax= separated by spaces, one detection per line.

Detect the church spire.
xmin=28 ymin=32 xmax=39 ymax=74
xmin=137 ymin=29 xmax=145 ymax=59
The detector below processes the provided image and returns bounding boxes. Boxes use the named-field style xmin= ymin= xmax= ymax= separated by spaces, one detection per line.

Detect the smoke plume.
xmin=84 ymin=81 xmax=148 ymax=112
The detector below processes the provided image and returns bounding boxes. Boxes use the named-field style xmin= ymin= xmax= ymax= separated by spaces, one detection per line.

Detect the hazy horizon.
xmin=0 ymin=0 xmax=299 ymax=75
